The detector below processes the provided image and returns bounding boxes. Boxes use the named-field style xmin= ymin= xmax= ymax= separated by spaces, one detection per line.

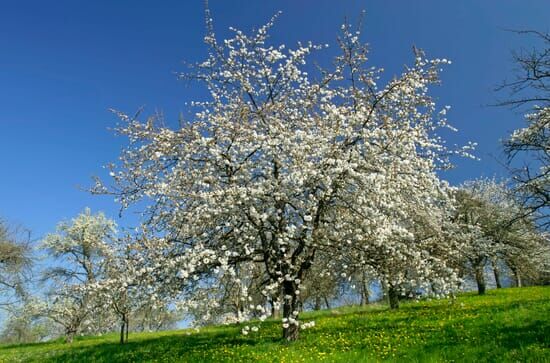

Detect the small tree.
xmin=299 ymin=256 xmax=341 ymax=311
xmin=87 ymin=233 xmax=182 ymax=344
xmin=41 ymin=209 xmax=116 ymax=342
xmin=94 ymin=245 xmax=145 ymax=344
xmin=99 ymin=257 xmax=136 ymax=344
xmin=454 ymin=186 xmax=497 ymax=295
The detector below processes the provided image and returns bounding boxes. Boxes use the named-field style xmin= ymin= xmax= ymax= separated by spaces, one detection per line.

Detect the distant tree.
xmin=0 ymin=219 xmax=32 ymax=308
xmin=299 ymin=256 xmax=341 ymax=311
xmin=500 ymin=220 xmax=549 ymax=287
xmin=82 ymin=232 xmax=184 ymax=344
xmin=497 ymin=30 xmax=550 ymax=230
xmin=130 ymin=304 xmax=180 ymax=333
xmin=333 ymin=190 xmax=462 ymax=309
xmin=454 ymin=183 xmax=503 ymax=295
xmin=95 ymin=249 xmax=138 ymax=344
xmin=93 ymin=239 xmax=165 ymax=344
xmin=454 ymin=179 xmax=549 ymax=294
xmin=0 ymin=299 xmax=52 ymax=344
xmin=41 ymin=209 xmax=116 ymax=343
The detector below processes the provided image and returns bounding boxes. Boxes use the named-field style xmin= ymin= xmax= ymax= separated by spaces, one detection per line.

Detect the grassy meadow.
xmin=1 ymin=286 xmax=548 ymax=362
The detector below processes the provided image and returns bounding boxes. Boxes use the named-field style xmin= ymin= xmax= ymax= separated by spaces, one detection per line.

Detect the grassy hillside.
xmin=1 ymin=287 xmax=548 ymax=362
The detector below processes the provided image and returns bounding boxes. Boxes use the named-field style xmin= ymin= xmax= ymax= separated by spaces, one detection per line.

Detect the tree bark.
xmin=515 ymin=269 xmax=522 ymax=288
xmin=282 ymin=281 xmax=299 ymax=341
xmin=475 ymin=265 xmax=486 ymax=295
xmin=360 ymin=275 xmax=369 ymax=306
xmin=491 ymin=260 xmax=502 ymax=289
xmin=388 ymin=286 xmax=399 ymax=309
xmin=125 ymin=315 xmax=129 ymax=343
xmin=324 ymin=297 xmax=330 ymax=309
xmin=120 ymin=313 xmax=126 ymax=344
xmin=314 ymin=295 xmax=321 ymax=310
xmin=65 ymin=329 xmax=76 ymax=344
xmin=270 ymin=297 xmax=280 ymax=318
xmin=509 ymin=265 xmax=523 ymax=287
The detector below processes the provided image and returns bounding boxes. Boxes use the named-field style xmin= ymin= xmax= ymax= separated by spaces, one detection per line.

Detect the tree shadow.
xmin=37 ymin=328 xmax=280 ymax=362
xmin=393 ymin=320 xmax=550 ymax=362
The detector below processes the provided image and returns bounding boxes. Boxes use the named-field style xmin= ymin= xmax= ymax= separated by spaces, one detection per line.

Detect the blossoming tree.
xmin=41 ymin=209 xmax=117 ymax=342
xmin=95 ymin=12 xmax=470 ymax=340
xmin=454 ymin=179 xmax=549 ymax=293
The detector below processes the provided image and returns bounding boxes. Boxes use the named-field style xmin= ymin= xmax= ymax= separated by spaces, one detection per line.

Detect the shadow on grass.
xmin=0 ymin=337 xmax=66 ymax=351
xmin=4 ymin=287 xmax=548 ymax=362
xmin=392 ymin=320 xmax=550 ymax=362
xmin=493 ymin=321 xmax=550 ymax=348
xmin=34 ymin=328 xmax=282 ymax=363
xmin=34 ymin=333 xmax=248 ymax=362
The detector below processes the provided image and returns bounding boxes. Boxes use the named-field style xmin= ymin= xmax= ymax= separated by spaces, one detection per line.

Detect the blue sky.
xmin=1 ymin=0 xmax=549 ymax=240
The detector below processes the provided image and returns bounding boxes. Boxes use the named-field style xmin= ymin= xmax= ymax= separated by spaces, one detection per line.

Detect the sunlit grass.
xmin=1 ymin=286 xmax=548 ymax=362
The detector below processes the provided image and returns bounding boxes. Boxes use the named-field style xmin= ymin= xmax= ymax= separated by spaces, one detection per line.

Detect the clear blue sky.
xmin=1 ymin=0 xmax=549 ymax=240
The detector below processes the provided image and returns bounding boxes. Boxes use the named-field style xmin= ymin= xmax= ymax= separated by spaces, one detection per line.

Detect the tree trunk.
xmin=314 ymin=296 xmax=321 ymax=310
xmin=270 ymin=297 xmax=280 ymax=318
xmin=360 ymin=275 xmax=369 ymax=306
xmin=282 ymin=281 xmax=299 ymax=341
xmin=324 ymin=297 xmax=330 ymax=309
xmin=475 ymin=265 xmax=486 ymax=295
xmin=388 ymin=286 xmax=399 ymax=309
xmin=125 ymin=315 xmax=129 ymax=343
xmin=515 ymin=269 xmax=522 ymax=288
xmin=120 ymin=314 xmax=126 ymax=344
xmin=491 ymin=260 xmax=502 ymax=289
xmin=65 ymin=328 xmax=76 ymax=344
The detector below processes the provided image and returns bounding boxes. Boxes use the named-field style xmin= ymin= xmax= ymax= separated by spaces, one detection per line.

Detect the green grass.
xmin=1 ymin=287 xmax=549 ymax=362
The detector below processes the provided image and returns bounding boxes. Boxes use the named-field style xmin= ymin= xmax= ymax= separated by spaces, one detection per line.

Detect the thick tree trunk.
xmin=491 ymin=260 xmax=502 ymax=289
xmin=119 ymin=322 xmax=124 ymax=344
xmin=388 ymin=286 xmax=399 ymax=309
xmin=65 ymin=329 xmax=76 ymax=344
xmin=475 ymin=265 xmax=486 ymax=295
xmin=282 ymin=281 xmax=299 ymax=341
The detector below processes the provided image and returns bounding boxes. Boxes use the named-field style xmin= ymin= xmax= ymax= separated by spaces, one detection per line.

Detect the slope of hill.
xmin=1 ymin=286 xmax=548 ymax=362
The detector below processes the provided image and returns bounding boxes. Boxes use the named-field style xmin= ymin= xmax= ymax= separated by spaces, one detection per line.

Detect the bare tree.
xmin=0 ymin=219 xmax=32 ymax=308
xmin=496 ymin=30 xmax=550 ymax=230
